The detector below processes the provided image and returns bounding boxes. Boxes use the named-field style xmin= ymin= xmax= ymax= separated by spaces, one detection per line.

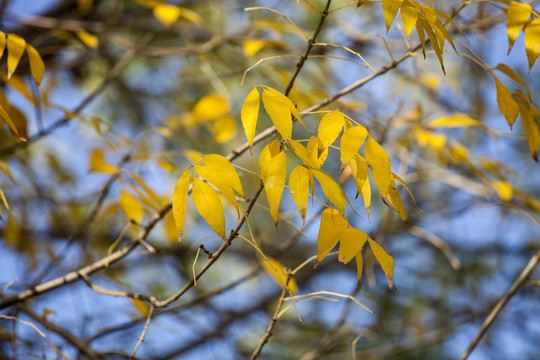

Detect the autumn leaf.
xmin=494 ymin=77 xmax=519 ymax=128
xmin=515 ymin=91 xmax=539 ymax=161
xmin=259 ymin=139 xmax=281 ymax=180
xmin=317 ymin=110 xmax=344 ymax=148
xmin=368 ymin=237 xmax=394 ymax=289
xmin=0 ymin=32 xmax=6 ymax=60
xmin=306 ymin=136 xmax=328 ymax=169
xmin=288 ymin=138 xmax=318 ymax=169
xmin=6 ymin=34 xmax=26 ymax=79
xmin=506 ymin=1 xmax=532 ymax=55
xmin=213 ymin=116 xmax=237 ymax=143
xmin=192 ymin=95 xmax=228 ymax=122
xmin=25 ymin=44 xmax=44 ymax=89
xmin=338 ymin=227 xmax=367 ymax=264
xmin=382 ymin=0 xmax=404 ymax=32
xmin=340 ymin=125 xmax=368 ymax=164
xmin=365 ymin=136 xmax=392 ymax=197
xmin=524 ymin=18 xmax=540 ymax=73
xmin=316 ymin=208 xmax=349 ymax=266
xmin=420 ymin=18 xmax=445 ymax=75
xmin=76 ymin=30 xmax=98 ymax=48
xmin=400 ymin=1 xmax=418 ymax=36
xmin=241 ymin=87 xmax=260 ymax=152
xmin=491 ymin=180 xmax=513 ymax=201
xmin=119 ymin=190 xmax=144 ymax=224
xmin=172 ymin=169 xmax=191 ymax=241
xmin=261 ymin=257 xmax=298 ymax=293
xmin=194 ymin=165 xmax=239 ymax=216
xmin=262 ymin=151 xmax=287 ymax=227
xmin=312 ymin=169 xmax=349 ymax=215
xmin=387 ymin=186 xmax=408 ymax=223
xmin=263 ymin=85 xmax=304 ymax=127
xmin=153 ymin=4 xmax=182 ymax=27
xmin=202 ymin=154 xmax=245 ymax=198
xmin=494 ymin=63 xmax=531 ymax=98
xmin=289 ymin=165 xmax=310 ymax=223
xmin=88 ymin=149 xmax=117 ymax=173
xmin=262 ymin=88 xmax=293 ymax=139
xmin=192 ymin=177 xmax=226 ymax=239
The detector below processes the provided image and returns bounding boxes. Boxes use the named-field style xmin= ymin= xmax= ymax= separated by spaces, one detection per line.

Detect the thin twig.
xmin=459 ymin=250 xmax=540 ymax=360
xmin=130 ymin=304 xmax=155 ymax=359
xmin=284 ymin=0 xmax=332 ymax=96
xmin=250 ymin=273 xmax=291 ymax=360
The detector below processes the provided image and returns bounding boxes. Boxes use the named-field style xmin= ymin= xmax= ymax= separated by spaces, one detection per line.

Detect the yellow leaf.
xmin=507 ymin=1 xmax=532 ymax=54
xmin=416 ymin=18 xmax=426 ymax=58
xmin=88 ymin=149 xmax=117 ymax=173
xmin=163 ymin=212 xmax=178 ymax=244
xmin=263 ymin=85 xmax=304 ymax=127
xmin=259 ymin=139 xmax=281 ymax=180
xmin=524 ymin=18 xmax=540 ymax=73
xmin=494 ymin=78 xmax=519 ymax=128
xmin=172 ymin=170 xmax=191 ymax=241
xmin=261 ymin=257 xmax=297 ymax=293
xmin=491 ymin=180 xmax=513 ymax=201
xmin=194 ymin=165 xmax=239 ymax=217
xmin=289 ymin=165 xmax=310 ymax=223
xmin=355 ymin=252 xmax=364 ymax=284
xmin=515 ymin=91 xmax=539 ymax=161
xmin=192 ymin=177 xmax=226 ymax=239
xmin=353 ymin=154 xmax=369 ymax=195
xmin=364 ymin=136 xmax=392 ymax=197
xmin=338 ymin=227 xmax=367 ymax=264
xmin=420 ymin=18 xmax=445 ymax=75
xmin=400 ymin=1 xmax=418 ymax=36
xmin=387 ymin=186 xmax=408 ymax=222
xmin=312 ymin=169 xmax=348 ymax=214
xmin=153 ymin=4 xmax=182 ymax=27
xmin=495 ymin=63 xmax=530 ymax=98
xmin=131 ymin=299 xmax=149 ymax=317
xmin=119 ymin=190 xmax=144 ymax=224
xmin=178 ymin=7 xmax=204 ymax=25
xmin=428 ymin=113 xmax=481 ymax=128
xmin=288 ymin=138 xmax=318 ymax=168
xmin=316 ymin=208 xmax=349 ymax=265
xmin=6 ymin=34 xmax=26 ymax=79
xmin=192 ymin=95 xmax=228 ymax=122
xmin=414 ymin=126 xmax=446 ymax=152
xmin=75 ymin=30 xmax=98 ymax=48
xmin=367 ymin=237 xmax=394 ymax=289
xmin=382 ymin=0 xmax=404 ymax=32
xmin=203 ymin=154 xmax=244 ymax=197
xmin=183 ymin=149 xmax=204 ymax=164
xmin=213 ymin=116 xmax=236 ymax=143
xmin=340 ymin=125 xmax=368 ymax=164
xmin=393 ymin=172 xmax=417 ymax=206
xmin=317 ymin=110 xmax=344 ymax=148
xmin=262 ymin=88 xmax=292 ymax=139
xmin=0 ymin=32 xmax=6 ymax=60
xmin=241 ymin=87 xmax=260 ymax=151
xmin=0 ymin=93 xmax=27 ymax=141
xmin=262 ymin=152 xmax=287 ymax=227
xmin=25 ymin=44 xmax=44 ymax=89
xmin=244 ymin=39 xmax=267 ymax=57
xmin=306 ymin=136 xmax=328 ymax=169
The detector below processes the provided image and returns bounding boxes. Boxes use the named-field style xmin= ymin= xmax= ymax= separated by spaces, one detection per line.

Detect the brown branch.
xmin=250 ymin=276 xmax=290 ymax=360
xmin=459 ymin=250 xmax=540 ymax=360
xmin=130 ymin=304 xmax=154 ymax=359
xmin=284 ymin=0 xmax=332 ymax=96
xmin=15 ymin=303 xmax=101 ymax=360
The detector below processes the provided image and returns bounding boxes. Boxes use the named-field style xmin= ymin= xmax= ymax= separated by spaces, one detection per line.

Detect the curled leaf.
xmin=261 ymin=257 xmax=297 ymax=293
xmin=316 ymin=208 xmax=349 ymax=266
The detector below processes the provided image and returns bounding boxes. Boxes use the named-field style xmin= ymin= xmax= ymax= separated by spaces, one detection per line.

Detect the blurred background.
xmin=1 ymin=0 xmax=540 ymax=359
